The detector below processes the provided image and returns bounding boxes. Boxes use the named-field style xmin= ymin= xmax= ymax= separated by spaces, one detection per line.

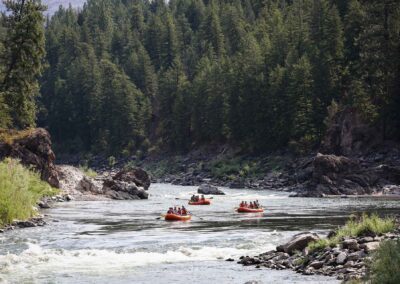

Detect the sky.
xmin=0 ymin=0 xmax=86 ymax=15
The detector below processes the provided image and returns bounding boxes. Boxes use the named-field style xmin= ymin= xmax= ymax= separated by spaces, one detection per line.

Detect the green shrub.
xmin=335 ymin=213 xmax=395 ymax=240
xmin=369 ymin=240 xmax=400 ymax=284
xmin=0 ymin=158 xmax=58 ymax=227
xmin=79 ymin=165 xmax=98 ymax=178
xmin=308 ymin=214 xmax=396 ymax=252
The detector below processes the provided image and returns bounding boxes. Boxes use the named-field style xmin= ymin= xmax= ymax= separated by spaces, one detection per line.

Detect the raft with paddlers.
xmin=237 ymin=207 xmax=264 ymax=213
xmin=237 ymin=200 xmax=264 ymax=213
xmin=163 ymin=206 xmax=191 ymax=221
xmin=164 ymin=213 xmax=192 ymax=221
xmin=189 ymin=194 xmax=211 ymax=205
xmin=188 ymin=199 xmax=211 ymax=205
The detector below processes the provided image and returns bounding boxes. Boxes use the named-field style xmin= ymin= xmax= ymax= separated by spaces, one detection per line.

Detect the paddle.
xmin=156 ymin=214 xmax=165 ymax=220
xmin=175 ymin=196 xmax=214 ymax=200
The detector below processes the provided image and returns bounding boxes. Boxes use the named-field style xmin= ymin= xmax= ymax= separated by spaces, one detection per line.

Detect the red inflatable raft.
xmin=164 ymin=214 xmax=192 ymax=221
xmin=188 ymin=199 xmax=211 ymax=205
xmin=237 ymin=207 xmax=264 ymax=213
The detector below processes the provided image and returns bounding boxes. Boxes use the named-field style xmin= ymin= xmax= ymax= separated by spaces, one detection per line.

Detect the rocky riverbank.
xmin=55 ymin=108 xmax=400 ymax=198
xmin=0 ymin=216 xmax=47 ymax=233
xmin=236 ymin=220 xmax=400 ymax=282
xmin=57 ymin=166 xmax=150 ymax=201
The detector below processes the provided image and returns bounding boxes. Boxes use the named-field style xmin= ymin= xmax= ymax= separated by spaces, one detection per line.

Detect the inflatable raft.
xmin=164 ymin=213 xmax=192 ymax=221
xmin=237 ymin=207 xmax=264 ymax=213
xmin=188 ymin=199 xmax=211 ymax=205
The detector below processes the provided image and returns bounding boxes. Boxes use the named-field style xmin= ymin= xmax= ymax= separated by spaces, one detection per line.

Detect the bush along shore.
xmin=0 ymin=158 xmax=59 ymax=233
xmin=237 ymin=214 xmax=400 ymax=282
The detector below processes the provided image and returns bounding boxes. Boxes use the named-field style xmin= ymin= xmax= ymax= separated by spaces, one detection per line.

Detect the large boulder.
xmin=0 ymin=128 xmax=59 ymax=187
xmin=276 ymin=232 xmax=320 ymax=255
xmin=112 ymin=168 xmax=150 ymax=190
xmin=198 ymin=184 xmax=225 ymax=195
xmin=101 ymin=168 xmax=151 ymax=200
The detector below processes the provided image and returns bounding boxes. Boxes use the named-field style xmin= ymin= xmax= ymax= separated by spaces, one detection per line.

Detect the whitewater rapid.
xmin=1 ymin=184 xmax=399 ymax=283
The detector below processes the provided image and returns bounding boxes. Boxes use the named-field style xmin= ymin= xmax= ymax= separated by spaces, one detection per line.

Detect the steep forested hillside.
xmin=2 ymin=0 xmax=400 ymax=157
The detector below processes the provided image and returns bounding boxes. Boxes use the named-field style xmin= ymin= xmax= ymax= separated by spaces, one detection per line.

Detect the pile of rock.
xmin=238 ymin=230 xmax=400 ymax=281
xmin=57 ymin=165 xmax=151 ymax=201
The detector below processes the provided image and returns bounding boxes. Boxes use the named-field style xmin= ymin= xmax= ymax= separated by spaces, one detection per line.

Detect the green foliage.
xmin=369 ymin=240 xmax=400 ymax=284
xmin=0 ymin=158 xmax=58 ymax=227
xmin=28 ymin=0 xmax=400 ymax=154
xmin=79 ymin=165 xmax=98 ymax=178
xmin=308 ymin=214 xmax=396 ymax=252
xmin=108 ymin=156 xmax=116 ymax=168
xmin=0 ymin=0 xmax=46 ymax=128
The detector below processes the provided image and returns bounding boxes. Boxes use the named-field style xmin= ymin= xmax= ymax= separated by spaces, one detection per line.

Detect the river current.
xmin=1 ymin=184 xmax=399 ymax=284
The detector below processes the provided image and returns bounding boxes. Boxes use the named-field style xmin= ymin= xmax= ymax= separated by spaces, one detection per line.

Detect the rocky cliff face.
xmin=320 ymin=107 xmax=381 ymax=156
xmin=0 ymin=128 xmax=59 ymax=187
xmin=290 ymin=107 xmax=400 ymax=197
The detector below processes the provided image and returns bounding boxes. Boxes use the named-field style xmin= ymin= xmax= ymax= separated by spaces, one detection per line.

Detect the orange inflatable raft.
xmin=237 ymin=207 xmax=264 ymax=213
xmin=188 ymin=199 xmax=211 ymax=205
xmin=164 ymin=214 xmax=192 ymax=221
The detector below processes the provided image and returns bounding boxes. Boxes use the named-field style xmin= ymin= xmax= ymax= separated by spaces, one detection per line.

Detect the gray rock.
xmin=277 ymin=232 xmax=320 ymax=255
xmin=347 ymin=251 xmax=366 ymax=261
xmin=343 ymin=239 xmax=359 ymax=250
xmin=198 ymin=184 xmax=225 ymax=195
xmin=359 ymin=237 xmax=374 ymax=243
xmin=38 ymin=201 xmax=51 ymax=209
xmin=361 ymin=241 xmax=380 ymax=252
xmin=336 ymin=252 xmax=347 ymax=264
xmin=344 ymin=261 xmax=355 ymax=268
xmin=309 ymin=261 xmax=324 ymax=269
xmin=13 ymin=220 xmax=36 ymax=228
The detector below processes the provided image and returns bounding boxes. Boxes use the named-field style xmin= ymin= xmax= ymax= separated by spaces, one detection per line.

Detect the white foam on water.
xmin=0 ymin=240 xmax=275 ymax=281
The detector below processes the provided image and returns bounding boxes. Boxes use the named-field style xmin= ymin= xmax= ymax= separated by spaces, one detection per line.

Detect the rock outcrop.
xmin=0 ymin=128 xmax=59 ymax=187
xmin=102 ymin=169 xmax=150 ymax=200
xmin=198 ymin=184 xmax=225 ymax=195
xmin=290 ymin=153 xmax=400 ymax=197
xmin=57 ymin=165 xmax=150 ymax=200
xmin=320 ymin=107 xmax=381 ymax=156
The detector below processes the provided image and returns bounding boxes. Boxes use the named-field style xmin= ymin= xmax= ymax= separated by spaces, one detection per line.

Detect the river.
xmin=1 ymin=184 xmax=400 ymax=284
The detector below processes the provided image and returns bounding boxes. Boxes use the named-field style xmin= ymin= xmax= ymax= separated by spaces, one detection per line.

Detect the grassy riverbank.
xmin=0 ymin=158 xmax=58 ymax=227
xmin=308 ymin=214 xmax=396 ymax=252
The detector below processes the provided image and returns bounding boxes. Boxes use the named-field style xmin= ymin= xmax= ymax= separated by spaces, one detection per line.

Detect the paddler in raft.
xmin=166 ymin=206 xmax=188 ymax=216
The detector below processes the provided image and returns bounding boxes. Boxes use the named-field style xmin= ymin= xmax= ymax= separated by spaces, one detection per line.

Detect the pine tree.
xmin=309 ymin=0 xmax=344 ymax=139
xmin=1 ymin=0 xmax=46 ymax=128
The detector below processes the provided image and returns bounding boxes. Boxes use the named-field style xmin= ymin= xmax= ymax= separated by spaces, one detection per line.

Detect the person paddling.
xmin=181 ymin=206 xmax=187 ymax=216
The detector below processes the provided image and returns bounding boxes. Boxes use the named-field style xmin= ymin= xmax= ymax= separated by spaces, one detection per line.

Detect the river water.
xmin=1 ymin=184 xmax=400 ymax=284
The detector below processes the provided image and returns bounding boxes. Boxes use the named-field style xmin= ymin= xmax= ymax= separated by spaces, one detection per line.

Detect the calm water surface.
xmin=1 ymin=184 xmax=399 ymax=284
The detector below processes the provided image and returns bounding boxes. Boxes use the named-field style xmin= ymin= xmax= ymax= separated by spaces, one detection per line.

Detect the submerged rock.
xmin=198 ymin=184 xmax=225 ymax=195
